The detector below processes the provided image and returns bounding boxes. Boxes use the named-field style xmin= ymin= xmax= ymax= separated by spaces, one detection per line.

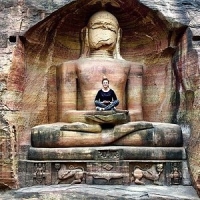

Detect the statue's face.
xmin=88 ymin=12 xmax=119 ymax=51
xmin=156 ymin=164 xmax=163 ymax=173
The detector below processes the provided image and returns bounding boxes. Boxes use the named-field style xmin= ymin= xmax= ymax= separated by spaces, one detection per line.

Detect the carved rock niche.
xmin=11 ymin=0 xmax=186 ymax=147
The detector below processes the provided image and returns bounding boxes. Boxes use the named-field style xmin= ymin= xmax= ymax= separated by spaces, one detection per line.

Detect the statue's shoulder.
xmin=125 ymin=61 xmax=143 ymax=76
xmin=117 ymin=59 xmax=143 ymax=68
xmin=129 ymin=61 xmax=143 ymax=68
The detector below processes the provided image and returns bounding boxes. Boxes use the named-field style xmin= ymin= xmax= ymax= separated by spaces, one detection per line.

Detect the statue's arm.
xmin=57 ymin=61 xmax=77 ymax=121
xmin=127 ymin=64 xmax=143 ymax=121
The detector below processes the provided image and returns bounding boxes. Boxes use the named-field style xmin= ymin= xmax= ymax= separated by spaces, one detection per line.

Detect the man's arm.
xmin=94 ymin=90 xmax=101 ymax=101
xmin=112 ymin=89 xmax=118 ymax=101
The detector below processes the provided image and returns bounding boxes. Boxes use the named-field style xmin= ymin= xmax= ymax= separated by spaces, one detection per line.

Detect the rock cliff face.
xmin=0 ymin=0 xmax=199 ymax=194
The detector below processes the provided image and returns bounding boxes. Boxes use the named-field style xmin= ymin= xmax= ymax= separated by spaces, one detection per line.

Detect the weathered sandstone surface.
xmin=0 ymin=0 xmax=199 ymax=197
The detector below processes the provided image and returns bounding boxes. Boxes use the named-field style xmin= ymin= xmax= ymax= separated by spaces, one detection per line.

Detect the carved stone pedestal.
xmin=18 ymin=146 xmax=191 ymax=188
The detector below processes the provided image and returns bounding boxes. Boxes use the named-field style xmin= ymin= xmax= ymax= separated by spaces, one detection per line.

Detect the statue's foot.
xmin=134 ymin=179 xmax=145 ymax=185
xmin=60 ymin=122 xmax=102 ymax=133
xmin=113 ymin=108 xmax=129 ymax=114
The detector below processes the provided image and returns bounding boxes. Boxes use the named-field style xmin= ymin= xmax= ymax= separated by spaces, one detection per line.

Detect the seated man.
xmin=95 ymin=77 xmax=119 ymax=111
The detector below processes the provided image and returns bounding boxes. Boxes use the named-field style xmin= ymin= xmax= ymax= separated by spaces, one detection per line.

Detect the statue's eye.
xmin=106 ymin=25 xmax=114 ymax=30
xmin=104 ymin=24 xmax=117 ymax=33
xmin=91 ymin=25 xmax=101 ymax=29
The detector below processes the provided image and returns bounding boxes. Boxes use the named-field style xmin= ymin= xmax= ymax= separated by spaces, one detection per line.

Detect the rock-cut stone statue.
xmin=31 ymin=11 xmax=183 ymax=148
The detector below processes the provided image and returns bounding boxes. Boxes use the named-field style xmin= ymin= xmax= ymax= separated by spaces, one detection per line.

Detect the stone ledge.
xmin=28 ymin=146 xmax=187 ymax=160
xmin=3 ymin=185 xmax=199 ymax=200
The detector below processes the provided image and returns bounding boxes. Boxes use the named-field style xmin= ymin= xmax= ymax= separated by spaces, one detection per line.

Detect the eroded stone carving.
xmin=95 ymin=150 xmax=121 ymax=160
xmin=102 ymin=163 xmax=114 ymax=171
xmin=33 ymin=163 xmax=46 ymax=184
xmin=87 ymin=162 xmax=129 ymax=185
xmin=131 ymin=163 xmax=163 ymax=185
xmin=31 ymin=10 xmax=183 ymax=149
xmin=56 ymin=164 xmax=85 ymax=184
xmin=169 ymin=163 xmax=182 ymax=185
xmin=88 ymin=171 xmax=124 ymax=183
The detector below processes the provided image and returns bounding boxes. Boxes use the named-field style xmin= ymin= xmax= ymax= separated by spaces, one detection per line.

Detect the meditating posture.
xmin=56 ymin=10 xmax=143 ymax=123
xmin=95 ymin=77 xmax=119 ymax=111
xmin=31 ymin=11 xmax=183 ymax=148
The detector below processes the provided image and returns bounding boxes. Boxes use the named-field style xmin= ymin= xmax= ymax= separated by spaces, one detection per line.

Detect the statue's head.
xmin=156 ymin=163 xmax=163 ymax=173
xmin=81 ymin=11 xmax=122 ymax=59
xmin=87 ymin=11 xmax=119 ymax=50
xmin=88 ymin=11 xmax=119 ymax=28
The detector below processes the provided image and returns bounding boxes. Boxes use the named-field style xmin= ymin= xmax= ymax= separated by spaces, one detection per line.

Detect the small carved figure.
xmin=131 ymin=163 xmax=163 ymax=185
xmin=170 ymin=165 xmax=182 ymax=185
xmin=56 ymin=164 xmax=85 ymax=184
xmin=33 ymin=163 xmax=46 ymax=184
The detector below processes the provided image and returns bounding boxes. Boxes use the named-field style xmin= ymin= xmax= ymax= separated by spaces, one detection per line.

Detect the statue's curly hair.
xmin=80 ymin=11 xmax=123 ymax=60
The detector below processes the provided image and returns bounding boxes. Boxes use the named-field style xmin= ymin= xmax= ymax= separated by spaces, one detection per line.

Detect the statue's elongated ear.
xmin=80 ymin=27 xmax=89 ymax=58
xmin=113 ymin=28 xmax=123 ymax=60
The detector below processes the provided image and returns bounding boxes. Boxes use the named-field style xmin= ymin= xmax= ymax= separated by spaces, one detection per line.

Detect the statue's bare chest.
xmin=76 ymin=59 xmax=130 ymax=84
